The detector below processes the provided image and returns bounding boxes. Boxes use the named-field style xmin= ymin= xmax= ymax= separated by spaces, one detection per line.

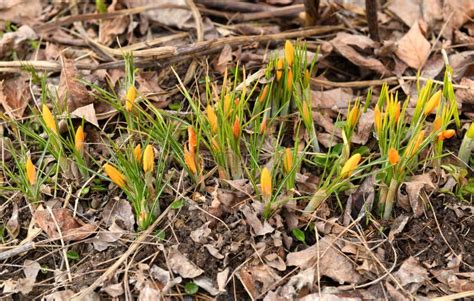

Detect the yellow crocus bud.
xmin=26 ymin=156 xmax=36 ymax=185
xmin=405 ymin=130 xmax=425 ymax=157
xmin=304 ymin=69 xmax=311 ymax=87
xmin=387 ymin=100 xmax=400 ymax=123
xmin=206 ymin=105 xmax=218 ymax=133
xmin=104 ymin=163 xmax=126 ymax=189
xmin=259 ymin=85 xmax=269 ymax=103
xmin=211 ymin=137 xmax=220 ymax=152
xmin=374 ymin=104 xmax=382 ymax=133
xmin=284 ymin=40 xmax=295 ymax=66
xmin=302 ymin=101 xmax=312 ymax=125
xmin=283 ymin=148 xmax=293 ymax=174
xmin=347 ymin=105 xmax=359 ymax=128
xmin=260 ymin=167 xmax=272 ymax=200
xmin=143 ymin=145 xmax=154 ymax=173
xmin=340 ymin=153 xmax=362 ymax=178
xmin=424 ymin=90 xmax=441 ymax=115
xmin=223 ymin=94 xmax=232 ymax=116
xmin=188 ymin=126 xmax=197 ymax=154
xmin=184 ymin=146 xmax=197 ymax=174
xmin=432 ymin=117 xmax=442 ymax=132
xmin=75 ymin=125 xmax=85 ymax=153
xmin=437 ymin=129 xmax=455 ymax=141
xmin=260 ymin=117 xmax=267 ymax=135
xmin=232 ymin=117 xmax=241 ymax=139
xmin=287 ymin=69 xmax=293 ymax=91
xmin=388 ymin=148 xmax=399 ymax=166
xmin=133 ymin=144 xmax=142 ymax=161
xmin=42 ymin=104 xmax=57 ymax=134
xmin=276 ymin=58 xmax=284 ymax=81
xmin=125 ymin=86 xmax=137 ymax=112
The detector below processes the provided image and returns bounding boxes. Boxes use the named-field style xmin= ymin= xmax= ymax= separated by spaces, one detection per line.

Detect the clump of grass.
xmin=375 ymin=68 xmax=459 ymax=219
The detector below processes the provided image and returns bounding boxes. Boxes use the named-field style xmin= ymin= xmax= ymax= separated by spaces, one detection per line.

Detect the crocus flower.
xmin=283 ymin=148 xmax=293 ymax=174
xmin=276 ymin=58 xmax=284 ymax=81
xmin=260 ymin=167 xmax=272 ymax=200
xmin=424 ymin=90 xmax=441 ymax=115
xmin=259 ymin=85 xmax=269 ymax=103
xmin=284 ymin=40 xmax=295 ymax=66
xmin=26 ymin=156 xmax=36 ymax=185
xmin=206 ymin=105 xmax=218 ymax=133
xmin=42 ymin=104 xmax=58 ymax=134
xmin=75 ymin=125 xmax=85 ymax=153
xmin=437 ymin=129 xmax=455 ymax=141
xmin=125 ymin=86 xmax=137 ymax=112
xmin=188 ymin=126 xmax=197 ymax=154
xmin=143 ymin=145 xmax=154 ymax=173
xmin=388 ymin=148 xmax=399 ymax=165
xmin=184 ymin=146 xmax=197 ymax=174
xmin=133 ymin=144 xmax=142 ymax=161
xmin=340 ymin=153 xmax=362 ymax=178
xmin=104 ymin=163 xmax=126 ymax=188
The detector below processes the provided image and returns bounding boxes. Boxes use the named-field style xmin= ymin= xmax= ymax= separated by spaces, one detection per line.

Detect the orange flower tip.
xmin=283 ymin=148 xmax=293 ymax=174
xmin=304 ymin=69 xmax=311 ymax=85
xmin=259 ymin=85 xmax=269 ymax=103
xmin=188 ymin=126 xmax=197 ymax=153
xmin=424 ymin=90 xmax=442 ymax=115
xmin=26 ymin=156 xmax=36 ymax=185
xmin=276 ymin=58 xmax=284 ymax=81
xmin=340 ymin=153 xmax=362 ymax=178
xmin=224 ymin=94 xmax=232 ymax=115
xmin=302 ymin=102 xmax=312 ymax=124
xmin=184 ymin=146 xmax=197 ymax=174
xmin=104 ymin=163 xmax=126 ymax=189
xmin=432 ymin=117 xmax=442 ymax=132
xmin=347 ymin=105 xmax=359 ymax=127
xmin=74 ymin=125 xmax=85 ymax=152
xmin=211 ymin=137 xmax=220 ymax=152
xmin=260 ymin=118 xmax=267 ymax=135
xmin=143 ymin=145 xmax=155 ymax=173
xmin=133 ymin=144 xmax=142 ymax=161
xmin=388 ymin=148 xmax=400 ymax=166
xmin=42 ymin=104 xmax=58 ymax=134
xmin=232 ymin=118 xmax=241 ymax=139
xmin=206 ymin=105 xmax=218 ymax=133
xmin=287 ymin=69 xmax=293 ymax=91
xmin=125 ymin=86 xmax=137 ymax=112
xmin=284 ymin=40 xmax=295 ymax=66
xmin=260 ymin=167 xmax=272 ymax=200
xmin=438 ymin=129 xmax=455 ymax=141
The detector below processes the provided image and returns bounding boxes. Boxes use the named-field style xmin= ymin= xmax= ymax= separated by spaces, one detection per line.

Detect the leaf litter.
xmin=0 ymin=0 xmax=473 ymax=300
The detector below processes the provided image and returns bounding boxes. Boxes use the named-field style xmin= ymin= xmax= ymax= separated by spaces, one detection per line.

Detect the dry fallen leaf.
xmin=395 ymin=21 xmax=431 ymax=69
xmin=34 ymin=208 xmax=96 ymax=241
xmin=0 ymin=0 xmax=42 ymax=25
xmin=70 ymin=104 xmax=99 ymax=127
xmin=102 ymin=198 xmax=135 ymax=231
xmin=0 ymin=75 xmax=31 ymax=120
xmin=167 ymin=246 xmax=204 ymax=278
xmin=214 ymin=44 xmax=233 ymax=74
xmin=397 ymin=173 xmax=436 ymax=217
xmin=58 ymin=58 xmax=94 ymax=112
xmin=0 ymin=25 xmax=37 ymax=58
xmin=312 ymin=88 xmax=353 ymax=110
xmin=330 ymin=33 xmax=390 ymax=75
xmin=394 ymin=257 xmax=429 ymax=293
xmin=287 ymin=235 xmax=362 ymax=284
xmin=6 ymin=202 xmax=20 ymax=238
xmin=99 ymin=0 xmax=129 ymax=45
